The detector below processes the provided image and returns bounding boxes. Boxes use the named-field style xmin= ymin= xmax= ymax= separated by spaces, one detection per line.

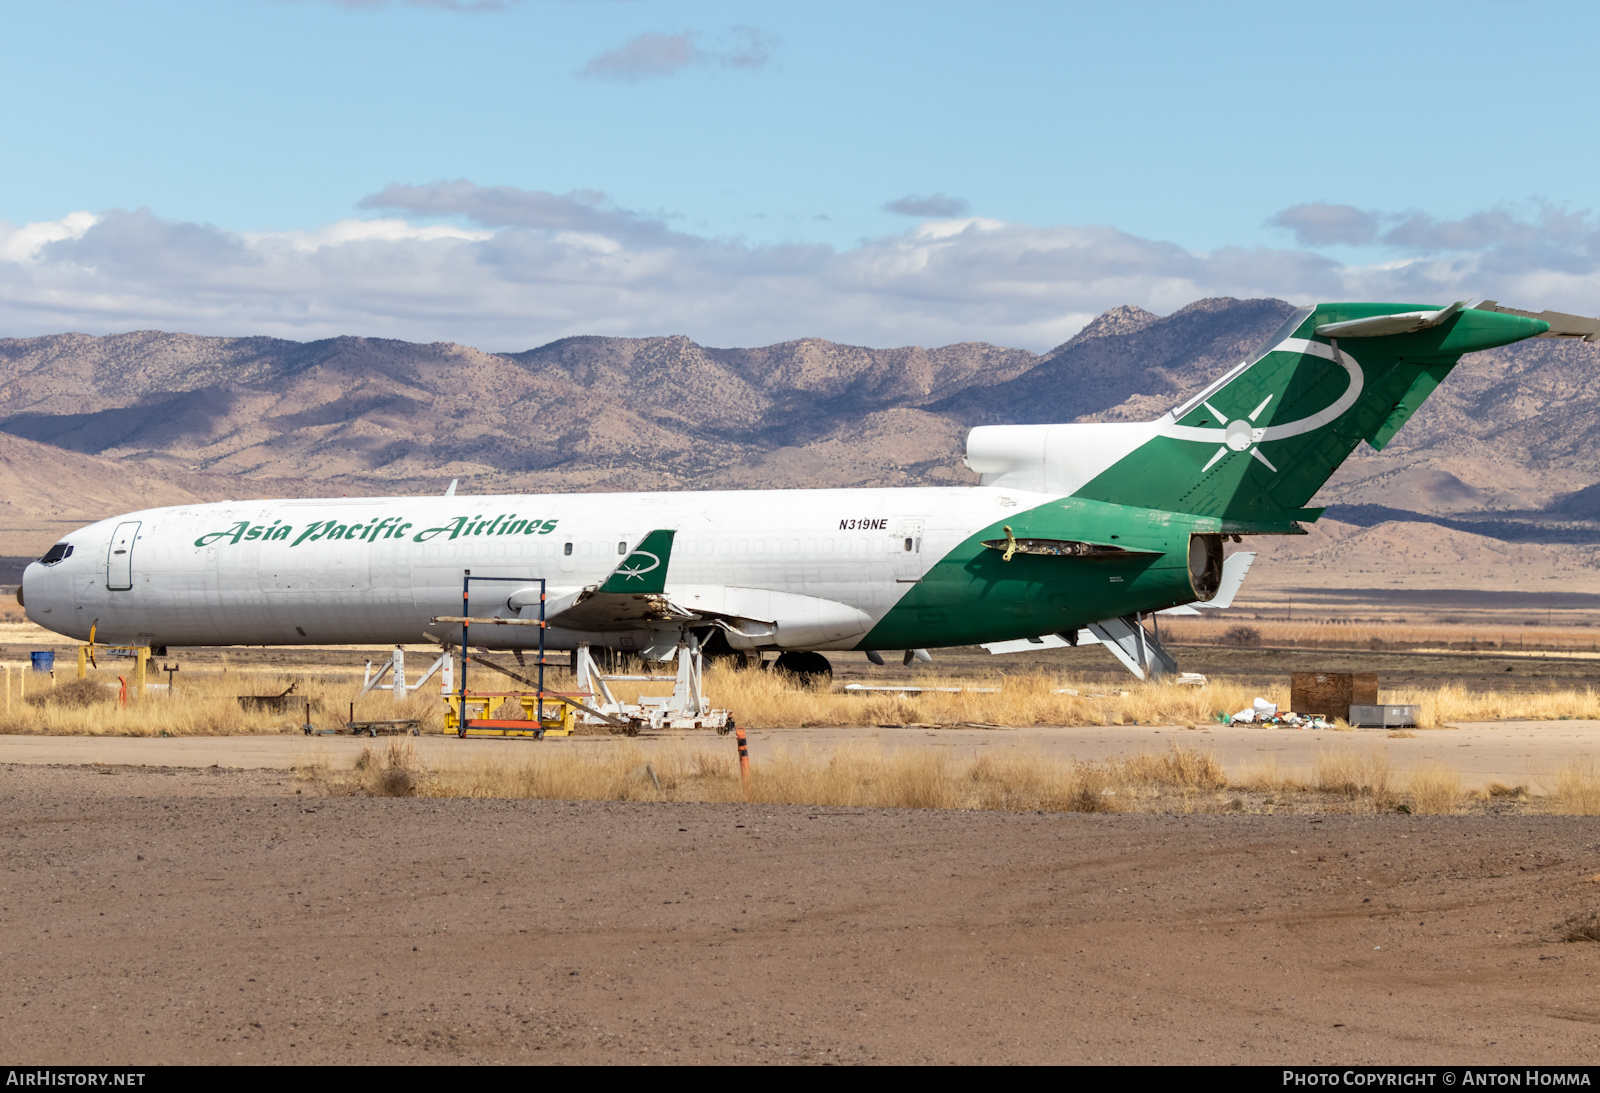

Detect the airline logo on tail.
xmin=599 ymin=530 xmax=677 ymax=595
xmin=1159 ymin=338 xmax=1364 ymax=475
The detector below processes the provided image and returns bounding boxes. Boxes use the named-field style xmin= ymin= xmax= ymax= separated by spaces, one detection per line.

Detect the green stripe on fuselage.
xmin=858 ymin=496 xmax=1214 ymax=650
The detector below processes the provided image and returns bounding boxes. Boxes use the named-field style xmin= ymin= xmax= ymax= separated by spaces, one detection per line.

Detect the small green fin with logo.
xmin=599 ymin=529 xmax=676 ymax=594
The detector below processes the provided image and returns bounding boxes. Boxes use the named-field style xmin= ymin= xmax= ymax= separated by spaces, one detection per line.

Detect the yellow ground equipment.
xmin=444 ymin=691 xmax=578 ymax=739
xmin=77 ymin=643 xmax=151 ymax=693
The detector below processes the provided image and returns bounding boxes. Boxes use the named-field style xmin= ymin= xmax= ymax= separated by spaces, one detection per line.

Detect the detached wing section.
xmin=539 ymin=530 xmax=692 ymax=632
xmin=527 ymin=528 xmax=871 ymax=650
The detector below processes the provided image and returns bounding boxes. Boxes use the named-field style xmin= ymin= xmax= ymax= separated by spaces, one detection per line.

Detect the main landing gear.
xmin=773 ymin=651 xmax=832 ymax=688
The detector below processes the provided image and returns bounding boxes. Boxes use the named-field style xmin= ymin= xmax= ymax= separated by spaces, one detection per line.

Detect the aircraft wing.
xmin=537 ymin=530 xmax=695 ymax=631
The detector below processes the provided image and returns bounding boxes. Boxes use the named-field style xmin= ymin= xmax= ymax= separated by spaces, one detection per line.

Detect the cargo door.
xmin=893 ymin=519 xmax=926 ymax=583
xmin=106 ymin=521 xmax=140 ymax=591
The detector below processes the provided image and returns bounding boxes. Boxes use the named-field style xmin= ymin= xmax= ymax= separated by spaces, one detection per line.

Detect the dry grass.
xmin=0 ymin=662 xmax=444 ymax=737
xmin=1546 ymin=757 xmax=1600 ymax=816
xmin=352 ymin=739 xmax=419 ymax=797
xmin=23 ymin=677 xmax=115 ymax=710
xmin=1161 ymin=615 xmax=1600 ymax=654
xmin=317 ymin=738 xmax=1520 ymax=817
xmin=691 ymin=665 xmax=1293 ymax=729
xmin=1562 ymin=912 xmax=1600 ymax=943
xmin=317 ymin=740 xmax=1239 ymax=814
xmin=1405 ymin=763 xmax=1465 ymax=814
xmin=1228 ymin=756 xmax=1303 ymax=794
xmin=9 ymin=652 xmax=1600 ymax=737
xmin=1315 ymin=747 xmax=1397 ymax=805
xmin=600 ymin=667 xmax=1600 ymax=730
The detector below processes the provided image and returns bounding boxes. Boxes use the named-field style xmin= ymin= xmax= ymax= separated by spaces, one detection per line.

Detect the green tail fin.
xmin=1071 ymin=303 xmax=1550 ymax=524
xmin=599 ymin=529 xmax=676 ymax=594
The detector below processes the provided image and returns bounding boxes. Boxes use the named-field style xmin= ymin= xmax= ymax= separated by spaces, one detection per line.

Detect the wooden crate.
xmin=1289 ymin=672 xmax=1378 ymax=721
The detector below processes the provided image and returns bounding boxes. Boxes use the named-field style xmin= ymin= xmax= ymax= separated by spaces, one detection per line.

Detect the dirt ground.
xmin=3 ymin=763 xmax=1598 ymax=1065
xmin=3 ymin=719 xmax=1599 ymax=791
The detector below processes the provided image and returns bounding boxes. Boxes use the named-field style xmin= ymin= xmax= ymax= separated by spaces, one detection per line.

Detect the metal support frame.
xmin=361 ymin=645 xmax=450 ymax=701
xmin=459 ymin=571 xmax=547 ymax=725
xmin=1086 ymin=612 xmax=1179 ymax=682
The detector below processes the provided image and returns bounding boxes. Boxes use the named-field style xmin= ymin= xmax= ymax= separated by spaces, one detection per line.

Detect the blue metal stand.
xmin=458 ymin=570 xmax=548 ymax=731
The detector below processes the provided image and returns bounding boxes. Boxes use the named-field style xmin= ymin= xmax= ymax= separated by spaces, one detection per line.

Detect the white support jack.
xmin=573 ymin=638 xmax=732 ymax=732
xmin=361 ymin=645 xmax=452 ymax=701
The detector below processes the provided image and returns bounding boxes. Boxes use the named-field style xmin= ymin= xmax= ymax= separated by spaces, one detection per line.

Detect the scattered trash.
xmin=1216 ymin=696 xmax=1333 ymax=729
xmin=1174 ymin=673 xmax=1207 ymax=687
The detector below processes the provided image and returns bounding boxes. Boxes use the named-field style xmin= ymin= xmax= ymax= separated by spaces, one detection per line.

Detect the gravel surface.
xmin=3 ymin=764 xmax=1598 ymax=1064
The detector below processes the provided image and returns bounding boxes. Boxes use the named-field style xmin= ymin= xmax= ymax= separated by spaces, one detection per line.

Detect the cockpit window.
xmin=39 ymin=543 xmax=73 ymax=565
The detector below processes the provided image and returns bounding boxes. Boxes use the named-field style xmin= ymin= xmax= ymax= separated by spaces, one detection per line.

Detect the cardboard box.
xmin=1289 ymin=672 xmax=1379 ymax=722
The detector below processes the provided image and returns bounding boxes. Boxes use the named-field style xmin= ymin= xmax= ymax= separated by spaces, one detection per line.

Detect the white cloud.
xmin=2 ymin=186 xmax=1598 ymax=351
xmin=256 ymin=217 xmax=494 ymax=252
xmin=0 ymin=211 xmax=99 ymax=263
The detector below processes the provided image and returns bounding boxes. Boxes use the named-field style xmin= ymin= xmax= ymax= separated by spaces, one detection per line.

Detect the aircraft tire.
xmin=774 ymin=651 xmax=833 ymax=688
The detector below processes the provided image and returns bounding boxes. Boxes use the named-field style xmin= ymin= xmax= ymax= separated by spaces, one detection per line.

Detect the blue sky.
xmin=1 ymin=0 xmax=1597 ymax=350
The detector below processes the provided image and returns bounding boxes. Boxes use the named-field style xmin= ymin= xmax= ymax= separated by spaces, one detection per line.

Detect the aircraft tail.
xmin=967 ymin=302 xmax=1588 ymax=529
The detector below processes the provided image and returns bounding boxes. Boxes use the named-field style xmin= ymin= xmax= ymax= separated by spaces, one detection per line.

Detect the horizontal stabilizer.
xmin=1477 ymin=301 xmax=1600 ymax=343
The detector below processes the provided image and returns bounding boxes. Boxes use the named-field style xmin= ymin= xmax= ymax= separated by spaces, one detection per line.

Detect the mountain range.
xmin=4 ymin=297 xmax=1599 ymax=595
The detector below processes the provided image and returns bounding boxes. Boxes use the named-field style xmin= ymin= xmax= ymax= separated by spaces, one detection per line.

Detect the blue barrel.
xmin=30 ymin=651 xmax=54 ymax=673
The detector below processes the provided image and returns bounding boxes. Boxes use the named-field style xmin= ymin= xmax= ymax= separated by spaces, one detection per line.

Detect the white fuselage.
xmin=22 ymin=486 xmax=1053 ymax=653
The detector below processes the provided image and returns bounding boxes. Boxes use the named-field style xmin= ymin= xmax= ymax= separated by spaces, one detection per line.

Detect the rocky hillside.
xmin=5 ymin=298 xmax=1600 ymax=591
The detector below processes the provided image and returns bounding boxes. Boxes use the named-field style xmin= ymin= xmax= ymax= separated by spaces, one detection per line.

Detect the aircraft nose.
xmin=19 ymin=561 xmax=40 ymax=619
xmin=20 ymin=560 xmax=47 ymax=610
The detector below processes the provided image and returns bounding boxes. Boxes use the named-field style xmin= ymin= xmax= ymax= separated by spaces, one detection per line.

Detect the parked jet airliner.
xmin=19 ymin=301 xmax=1599 ymax=679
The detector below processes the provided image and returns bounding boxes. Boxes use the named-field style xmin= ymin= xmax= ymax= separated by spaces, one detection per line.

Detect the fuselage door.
xmin=106 ymin=520 xmax=140 ymax=591
xmin=894 ymin=519 xmax=926 ymax=583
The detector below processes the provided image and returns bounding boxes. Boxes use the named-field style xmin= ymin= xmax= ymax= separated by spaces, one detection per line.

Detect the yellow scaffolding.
xmin=77 ymin=644 xmax=150 ymax=696
xmin=443 ymin=691 xmax=578 ymax=738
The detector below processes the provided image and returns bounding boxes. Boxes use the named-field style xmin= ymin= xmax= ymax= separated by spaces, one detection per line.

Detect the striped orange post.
xmin=735 ymin=727 xmax=751 ymax=800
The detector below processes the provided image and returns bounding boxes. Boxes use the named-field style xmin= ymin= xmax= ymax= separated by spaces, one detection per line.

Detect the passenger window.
xmin=563 ymin=542 xmax=573 ymax=556
xmin=904 ymin=538 xmax=914 ymax=552
xmin=618 ymin=541 xmax=627 ymax=555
